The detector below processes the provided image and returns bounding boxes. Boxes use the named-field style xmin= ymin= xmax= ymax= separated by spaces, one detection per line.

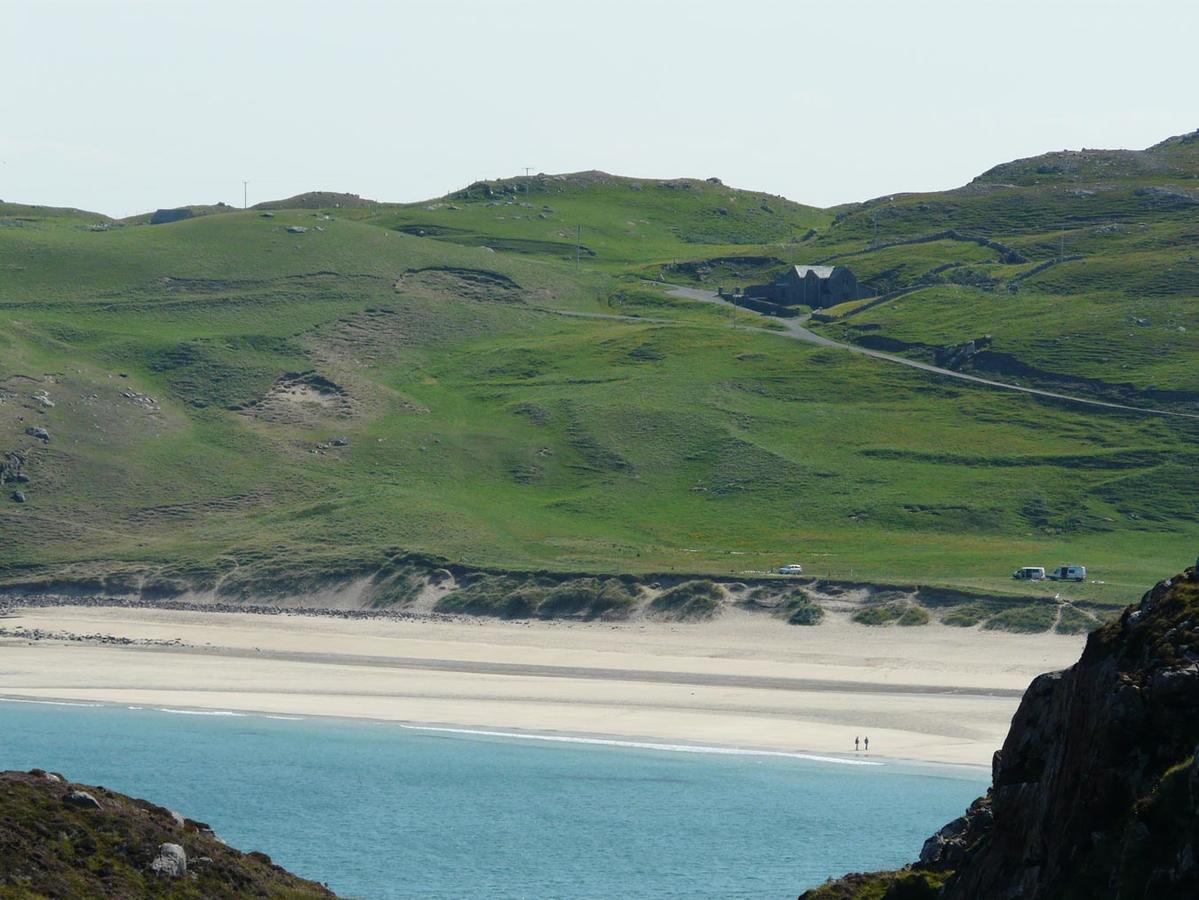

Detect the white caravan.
xmin=1048 ymin=564 xmax=1087 ymax=582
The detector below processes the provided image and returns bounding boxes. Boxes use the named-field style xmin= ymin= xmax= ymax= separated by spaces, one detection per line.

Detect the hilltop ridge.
xmin=973 ymin=128 xmax=1199 ymax=185
xmin=253 ymin=191 xmax=380 ymax=210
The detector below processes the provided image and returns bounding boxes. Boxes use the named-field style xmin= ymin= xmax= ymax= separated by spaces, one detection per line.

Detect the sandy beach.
xmin=0 ymin=604 xmax=1087 ymax=767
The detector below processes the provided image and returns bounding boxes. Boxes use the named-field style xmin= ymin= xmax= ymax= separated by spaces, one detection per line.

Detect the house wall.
xmin=824 ymin=268 xmax=860 ymax=307
xmin=749 ymin=266 xmax=866 ymax=308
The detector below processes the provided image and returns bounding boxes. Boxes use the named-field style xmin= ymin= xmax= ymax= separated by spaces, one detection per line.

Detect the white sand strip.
xmin=0 ymin=605 xmax=1085 ymax=767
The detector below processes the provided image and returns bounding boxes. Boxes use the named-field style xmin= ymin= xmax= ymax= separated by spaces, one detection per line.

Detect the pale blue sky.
xmin=4 ymin=0 xmax=1196 ymax=217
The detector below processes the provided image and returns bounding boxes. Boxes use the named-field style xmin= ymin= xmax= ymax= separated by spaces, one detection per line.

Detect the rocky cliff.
xmin=804 ymin=567 xmax=1199 ymax=900
xmin=0 ymin=770 xmax=334 ymax=898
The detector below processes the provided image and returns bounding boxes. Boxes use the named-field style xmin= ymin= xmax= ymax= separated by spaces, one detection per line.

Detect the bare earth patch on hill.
xmin=304 ymin=300 xmax=516 ymax=370
xmin=236 ymin=371 xmax=357 ymax=425
xmin=394 ymin=266 xmax=523 ymax=303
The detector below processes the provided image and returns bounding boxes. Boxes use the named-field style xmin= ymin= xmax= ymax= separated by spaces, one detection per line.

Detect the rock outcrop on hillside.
xmin=0 ymin=770 xmax=335 ymax=898
xmin=803 ymin=567 xmax=1199 ymax=900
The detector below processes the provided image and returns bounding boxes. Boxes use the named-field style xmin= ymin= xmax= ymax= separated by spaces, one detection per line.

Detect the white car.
xmin=1012 ymin=566 xmax=1046 ymax=581
xmin=778 ymin=564 xmax=804 ymax=575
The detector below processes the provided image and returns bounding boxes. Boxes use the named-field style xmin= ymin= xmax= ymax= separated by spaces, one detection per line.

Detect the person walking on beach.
xmin=864 ymin=736 xmax=870 ymax=752
xmin=855 ymin=736 xmax=860 ymax=752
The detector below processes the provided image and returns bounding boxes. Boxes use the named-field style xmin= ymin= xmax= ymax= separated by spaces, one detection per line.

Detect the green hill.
xmin=1 ymin=201 xmax=113 ymax=228
xmin=804 ymin=131 xmax=1199 ymax=403
xmin=361 ymin=170 xmax=830 ymax=270
xmin=2 ymin=137 xmax=1198 ymax=609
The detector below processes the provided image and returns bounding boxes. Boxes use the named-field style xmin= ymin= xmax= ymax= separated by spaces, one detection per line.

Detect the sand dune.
xmin=0 ymin=605 xmax=1086 ymax=767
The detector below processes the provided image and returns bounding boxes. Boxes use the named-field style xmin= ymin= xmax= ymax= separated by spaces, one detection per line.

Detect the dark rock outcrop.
xmin=1133 ymin=186 xmax=1198 ymax=208
xmin=917 ymin=797 xmax=992 ymax=870
xmin=934 ymin=336 xmax=992 ymax=370
xmin=0 ymin=770 xmax=335 ymax=897
xmin=804 ymin=567 xmax=1199 ymax=899
xmin=149 ymin=207 xmax=195 ymax=225
xmin=941 ymin=569 xmax=1199 ymax=899
xmin=1 ymin=449 xmax=26 ymax=484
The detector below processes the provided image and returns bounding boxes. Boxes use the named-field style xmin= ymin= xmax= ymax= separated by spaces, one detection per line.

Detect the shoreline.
xmin=0 ymin=693 xmax=992 ymax=776
xmin=0 ymin=603 xmax=1086 ymax=768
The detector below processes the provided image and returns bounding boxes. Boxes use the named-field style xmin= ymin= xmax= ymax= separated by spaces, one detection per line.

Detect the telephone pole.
xmin=242 ymin=181 xmax=249 ymax=210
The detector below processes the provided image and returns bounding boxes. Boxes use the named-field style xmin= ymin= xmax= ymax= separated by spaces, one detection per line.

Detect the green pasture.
xmin=3 ymin=137 xmax=1198 ymax=609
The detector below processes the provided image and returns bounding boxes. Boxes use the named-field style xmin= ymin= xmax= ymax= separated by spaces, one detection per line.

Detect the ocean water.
xmin=0 ymin=700 xmax=985 ymax=898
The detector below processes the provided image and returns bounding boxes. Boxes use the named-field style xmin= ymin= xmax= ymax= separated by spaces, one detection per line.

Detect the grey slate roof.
xmin=791 ymin=265 xmax=836 ymax=279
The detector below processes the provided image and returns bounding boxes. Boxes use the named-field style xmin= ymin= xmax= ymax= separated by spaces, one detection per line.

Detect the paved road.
xmin=666 ymin=286 xmax=1199 ymax=421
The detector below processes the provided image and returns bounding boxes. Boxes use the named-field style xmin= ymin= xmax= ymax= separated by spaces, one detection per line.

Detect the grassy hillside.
xmin=360 ymin=170 xmax=831 ymax=271
xmin=2 ymin=201 xmax=113 ymax=228
xmin=2 ymin=138 xmax=1198 ymax=608
xmin=803 ymin=131 xmax=1199 ymax=402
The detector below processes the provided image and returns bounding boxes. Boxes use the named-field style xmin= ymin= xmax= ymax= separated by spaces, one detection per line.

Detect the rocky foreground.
xmin=0 ymin=770 xmax=334 ymax=898
xmin=803 ymin=566 xmax=1199 ymax=899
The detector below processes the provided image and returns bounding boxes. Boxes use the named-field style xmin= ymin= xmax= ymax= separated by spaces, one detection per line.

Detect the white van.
xmin=1048 ymin=565 xmax=1086 ymax=582
xmin=778 ymin=564 xmax=804 ymax=575
xmin=1012 ymin=566 xmax=1046 ymax=581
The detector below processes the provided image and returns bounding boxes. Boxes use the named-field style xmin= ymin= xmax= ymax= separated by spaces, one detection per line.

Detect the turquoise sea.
xmin=0 ymin=700 xmax=985 ymax=898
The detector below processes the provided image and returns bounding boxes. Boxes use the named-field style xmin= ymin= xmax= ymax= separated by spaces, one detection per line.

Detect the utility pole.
xmin=523 ymin=167 xmax=533 ymax=177
xmin=242 ymin=181 xmax=248 ymax=209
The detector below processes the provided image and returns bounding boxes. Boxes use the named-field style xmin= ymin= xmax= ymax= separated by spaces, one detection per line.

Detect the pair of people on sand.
xmin=854 ymin=735 xmax=869 ymax=752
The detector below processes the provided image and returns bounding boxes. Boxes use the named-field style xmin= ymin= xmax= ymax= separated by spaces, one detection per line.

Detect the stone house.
xmin=745 ymin=265 xmax=865 ymax=309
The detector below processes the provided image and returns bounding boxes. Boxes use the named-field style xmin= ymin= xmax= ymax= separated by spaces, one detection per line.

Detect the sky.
xmin=4 ymin=0 xmax=1197 ymax=217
